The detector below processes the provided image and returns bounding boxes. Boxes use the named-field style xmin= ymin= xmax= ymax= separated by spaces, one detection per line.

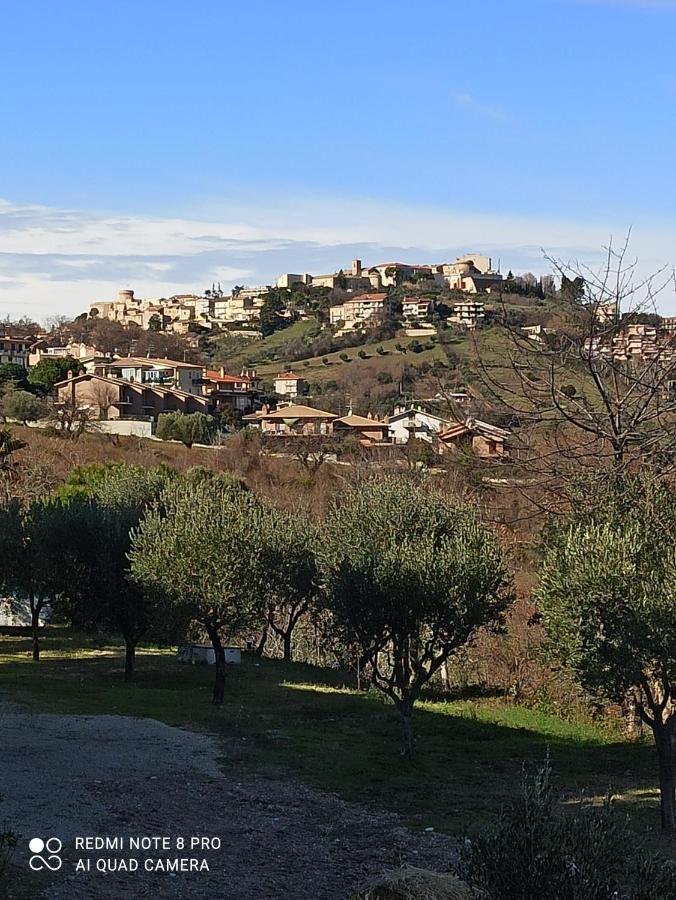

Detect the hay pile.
xmin=350 ymin=865 xmax=475 ymax=900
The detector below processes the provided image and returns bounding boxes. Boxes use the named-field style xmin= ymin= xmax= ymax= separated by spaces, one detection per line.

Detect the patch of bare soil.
xmin=1 ymin=704 xmax=455 ymax=899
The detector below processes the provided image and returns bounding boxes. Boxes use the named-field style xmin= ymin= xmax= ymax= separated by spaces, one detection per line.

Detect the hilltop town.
xmin=1 ymin=250 xmax=674 ymax=467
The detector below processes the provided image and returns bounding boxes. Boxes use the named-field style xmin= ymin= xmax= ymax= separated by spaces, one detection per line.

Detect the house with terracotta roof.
xmin=333 ymin=413 xmax=389 ymax=445
xmin=54 ymin=372 xmax=211 ymax=422
xmin=242 ymin=404 xmax=336 ymax=436
xmin=200 ymin=368 xmax=261 ymax=413
xmin=437 ymin=418 xmax=510 ymax=457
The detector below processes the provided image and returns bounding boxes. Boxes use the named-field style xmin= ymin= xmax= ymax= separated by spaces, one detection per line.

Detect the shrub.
xmin=321 ymin=356 xmax=330 ymax=366
xmin=2 ymin=389 xmax=48 ymax=424
xmin=351 ymin=867 xmax=472 ymax=899
xmin=303 ymin=360 xmax=311 ymax=368
xmin=376 ymin=346 xmax=386 ymax=356
xmin=407 ymin=340 xmax=424 ymax=353
xmin=377 ymin=372 xmax=393 ymax=384
xmin=458 ymin=758 xmax=676 ymax=900
xmin=155 ymin=411 xmax=215 ymax=448
xmin=339 ymin=353 xmax=350 ymax=363
xmin=0 ymin=363 xmax=29 ymax=389
xmin=395 ymin=342 xmax=406 ymax=353
xmin=358 ymin=349 xmax=368 ymax=360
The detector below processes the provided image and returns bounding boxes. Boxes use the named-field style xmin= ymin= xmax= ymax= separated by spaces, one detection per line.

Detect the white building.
xmin=274 ymin=371 xmax=306 ymax=398
xmin=387 ymin=406 xmax=453 ymax=444
xmin=451 ymin=300 xmax=485 ymax=329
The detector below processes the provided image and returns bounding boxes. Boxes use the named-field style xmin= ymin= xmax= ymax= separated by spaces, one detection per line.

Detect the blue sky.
xmin=2 ymin=0 xmax=676 ymax=318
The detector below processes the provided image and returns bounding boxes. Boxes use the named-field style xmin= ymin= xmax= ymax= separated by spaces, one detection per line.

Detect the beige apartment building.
xmin=0 ymin=335 xmax=30 ymax=367
xmin=329 ymin=293 xmax=390 ymax=331
xmin=100 ymin=356 xmax=205 ymax=395
xmin=402 ymin=297 xmax=434 ymax=320
xmin=210 ymin=290 xmax=267 ymax=323
xmin=55 ymin=373 xmax=211 ymax=422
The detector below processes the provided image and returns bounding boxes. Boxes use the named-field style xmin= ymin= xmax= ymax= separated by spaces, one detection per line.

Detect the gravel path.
xmin=1 ymin=703 xmax=456 ymax=899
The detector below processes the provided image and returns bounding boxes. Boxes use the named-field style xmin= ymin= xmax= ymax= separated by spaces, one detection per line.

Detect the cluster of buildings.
xmin=88 ymin=290 xmax=211 ymax=335
xmin=327 ymin=291 xmax=486 ymax=334
xmin=84 ymin=254 xmax=503 ymax=334
xmin=7 ymin=329 xmax=509 ymax=457
xmin=584 ymin=321 xmax=676 ymax=363
xmin=38 ymin=342 xmax=509 ymax=458
xmin=53 ymin=354 xmax=261 ymax=426
xmin=277 ymin=254 xmax=503 ymax=294
xmin=243 ymin=402 xmax=510 ymax=458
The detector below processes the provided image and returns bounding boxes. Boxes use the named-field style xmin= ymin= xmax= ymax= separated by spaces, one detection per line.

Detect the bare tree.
xmin=50 ymin=399 xmax=93 ymax=440
xmin=474 ymin=235 xmax=676 ymax=510
xmin=89 ymin=380 xmax=120 ymax=420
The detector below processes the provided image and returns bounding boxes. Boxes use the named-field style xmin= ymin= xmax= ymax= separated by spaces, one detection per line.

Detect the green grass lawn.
xmin=0 ymin=628 xmax=665 ymax=845
xmin=204 ymin=320 xmax=320 ymax=370
xmin=255 ymin=335 xmax=449 ymax=382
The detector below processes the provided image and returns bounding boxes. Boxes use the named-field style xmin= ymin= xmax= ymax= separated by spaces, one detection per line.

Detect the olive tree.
xmin=155 ymin=411 xmax=215 ymax=448
xmin=256 ymin=506 xmax=319 ymax=662
xmin=538 ymin=476 xmax=676 ymax=832
xmin=130 ymin=474 xmax=266 ymax=704
xmin=51 ymin=464 xmax=175 ymax=679
xmin=1 ymin=389 xmax=48 ymax=425
xmin=0 ymin=498 xmax=74 ymax=659
xmin=321 ymin=477 xmax=511 ymax=757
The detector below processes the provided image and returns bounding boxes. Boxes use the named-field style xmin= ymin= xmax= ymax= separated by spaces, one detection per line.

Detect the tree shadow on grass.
xmin=0 ymin=638 xmax=663 ymax=844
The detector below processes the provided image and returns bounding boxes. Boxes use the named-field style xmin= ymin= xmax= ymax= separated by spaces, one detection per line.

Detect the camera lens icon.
xmin=29 ymin=837 xmax=63 ymax=871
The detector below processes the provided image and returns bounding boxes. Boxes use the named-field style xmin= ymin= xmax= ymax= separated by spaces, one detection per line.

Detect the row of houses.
xmin=243 ymin=403 xmax=510 ymax=458
xmin=583 ymin=322 xmax=676 ymax=363
xmin=328 ymin=293 xmax=486 ymax=333
xmin=53 ymin=356 xmax=262 ymax=422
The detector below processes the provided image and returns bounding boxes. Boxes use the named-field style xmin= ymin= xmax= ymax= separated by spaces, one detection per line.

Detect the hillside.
xmin=198 ymin=290 xmax=571 ymax=418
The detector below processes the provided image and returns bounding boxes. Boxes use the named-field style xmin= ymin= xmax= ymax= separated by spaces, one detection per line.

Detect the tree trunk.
xmin=206 ymin=625 xmax=226 ymax=706
xmin=282 ymin=630 xmax=292 ymax=663
xmin=653 ymin=722 xmax=675 ymax=832
xmin=30 ymin=597 xmax=40 ymax=661
xmin=124 ymin=638 xmax=136 ymax=683
xmin=398 ymin=699 xmax=414 ymax=759
xmin=256 ymin=624 xmax=268 ymax=657
xmin=31 ymin=615 xmax=40 ymax=661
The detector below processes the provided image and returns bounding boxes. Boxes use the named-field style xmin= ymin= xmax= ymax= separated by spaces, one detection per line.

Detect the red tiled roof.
xmin=205 ymin=370 xmax=253 ymax=384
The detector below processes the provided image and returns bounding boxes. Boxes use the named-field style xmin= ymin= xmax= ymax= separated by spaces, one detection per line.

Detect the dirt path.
xmin=1 ymin=703 xmax=456 ymax=899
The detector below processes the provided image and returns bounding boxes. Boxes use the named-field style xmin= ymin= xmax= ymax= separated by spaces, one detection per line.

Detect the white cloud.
xmin=452 ymin=93 xmax=509 ymax=123
xmin=1 ymin=194 xmax=675 ymax=321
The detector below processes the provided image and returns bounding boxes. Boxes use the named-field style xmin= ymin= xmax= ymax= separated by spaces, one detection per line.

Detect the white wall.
xmin=93 ymin=419 xmax=154 ymax=438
